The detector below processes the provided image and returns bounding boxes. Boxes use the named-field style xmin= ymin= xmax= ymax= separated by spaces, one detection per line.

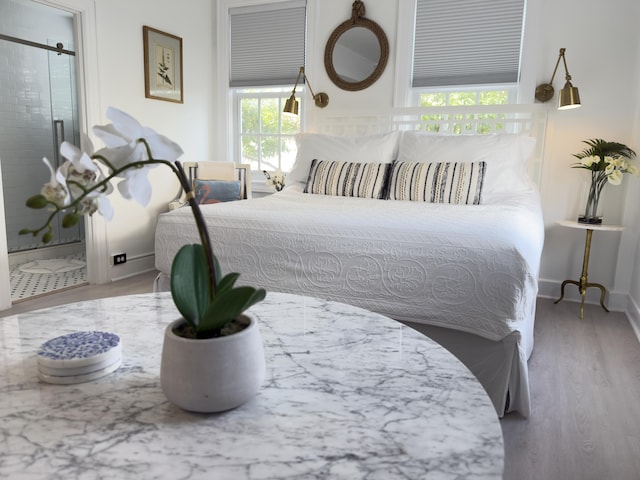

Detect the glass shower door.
xmin=0 ymin=38 xmax=82 ymax=253
xmin=47 ymin=45 xmax=83 ymax=246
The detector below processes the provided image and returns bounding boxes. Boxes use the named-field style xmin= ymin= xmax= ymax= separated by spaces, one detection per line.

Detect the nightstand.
xmin=554 ymin=220 xmax=624 ymax=319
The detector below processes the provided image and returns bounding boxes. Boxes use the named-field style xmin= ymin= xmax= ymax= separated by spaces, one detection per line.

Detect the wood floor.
xmin=1 ymin=273 xmax=639 ymax=479
xmin=501 ymin=298 xmax=640 ymax=480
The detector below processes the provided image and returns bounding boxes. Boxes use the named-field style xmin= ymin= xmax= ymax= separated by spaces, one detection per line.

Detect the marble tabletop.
xmin=0 ymin=292 xmax=503 ymax=479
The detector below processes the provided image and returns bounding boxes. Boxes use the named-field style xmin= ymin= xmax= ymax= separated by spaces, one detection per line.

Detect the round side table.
xmin=554 ymin=220 xmax=624 ymax=319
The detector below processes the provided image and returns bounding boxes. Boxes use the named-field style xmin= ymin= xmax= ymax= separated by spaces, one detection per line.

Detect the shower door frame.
xmin=0 ymin=0 xmax=107 ymax=310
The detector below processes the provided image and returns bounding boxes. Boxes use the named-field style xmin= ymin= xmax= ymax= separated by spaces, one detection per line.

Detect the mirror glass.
xmin=331 ymin=27 xmax=380 ymax=83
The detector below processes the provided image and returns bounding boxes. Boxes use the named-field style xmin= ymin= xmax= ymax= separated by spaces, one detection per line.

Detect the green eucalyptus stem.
xmin=174 ymin=160 xmax=218 ymax=298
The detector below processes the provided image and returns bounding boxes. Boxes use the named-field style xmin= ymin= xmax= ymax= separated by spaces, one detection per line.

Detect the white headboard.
xmin=310 ymin=104 xmax=548 ymax=187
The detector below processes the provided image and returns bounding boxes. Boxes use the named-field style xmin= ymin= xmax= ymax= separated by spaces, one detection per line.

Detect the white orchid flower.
xmin=59 ymin=141 xmax=115 ymax=219
xmin=118 ymin=167 xmax=153 ymax=207
xmin=92 ymin=107 xmax=183 ymax=207
xmin=92 ymin=106 xmax=183 ymax=164
xmin=40 ymin=157 xmax=69 ymax=207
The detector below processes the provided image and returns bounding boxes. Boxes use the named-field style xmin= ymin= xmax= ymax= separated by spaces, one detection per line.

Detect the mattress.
xmin=154 ymin=186 xmax=544 ymax=350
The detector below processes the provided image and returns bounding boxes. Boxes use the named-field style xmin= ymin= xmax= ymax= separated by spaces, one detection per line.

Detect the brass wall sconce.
xmin=535 ymin=48 xmax=581 ymax=109
xmin=283 ymin=66 xmax=329 ymax=115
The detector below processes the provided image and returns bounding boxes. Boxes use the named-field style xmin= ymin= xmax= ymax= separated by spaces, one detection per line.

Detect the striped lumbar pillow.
xmin=304 ymin=159 xmax=392 ymax=199
xmin=387 ymin=161 xmax=486 ymax=204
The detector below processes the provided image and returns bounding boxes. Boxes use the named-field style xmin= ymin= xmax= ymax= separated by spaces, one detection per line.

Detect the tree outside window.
xmin=237 ymin=88 xmax=301 ymax=173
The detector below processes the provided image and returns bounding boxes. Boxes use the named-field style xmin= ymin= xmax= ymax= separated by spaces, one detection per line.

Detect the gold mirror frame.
xmin=324 ymin=1 xmax=389 ymax=92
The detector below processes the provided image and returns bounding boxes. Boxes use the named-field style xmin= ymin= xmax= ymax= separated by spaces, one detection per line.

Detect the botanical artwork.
xmin=143 ymin=26 xmax=183 ymax=103
xmin=155 ymin=45 xmax=174 ymax=88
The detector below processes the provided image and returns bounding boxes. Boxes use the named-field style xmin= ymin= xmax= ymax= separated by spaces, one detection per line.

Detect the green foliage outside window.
xmin=418 ymin=89 xmax=509 ymax=134
xmin=239 ymin=92 xmax=300 ymax=172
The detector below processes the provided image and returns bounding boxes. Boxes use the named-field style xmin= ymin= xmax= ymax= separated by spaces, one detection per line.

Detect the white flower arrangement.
xmin=263 ymin=169 xmax=286 ymax=191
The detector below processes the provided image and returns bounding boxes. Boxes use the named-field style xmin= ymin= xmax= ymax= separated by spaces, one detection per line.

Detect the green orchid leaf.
xmin=216 ymin=272 xmax=240 ymax=296
xmin=170 ymin=244 xmax=211 ymax=328
xmin=198 ymin=286 xmax=267 ymax=335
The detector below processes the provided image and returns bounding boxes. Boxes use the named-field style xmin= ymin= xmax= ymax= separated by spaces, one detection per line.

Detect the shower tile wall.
xmin=0 ymin=0 xmax=78 ymax=252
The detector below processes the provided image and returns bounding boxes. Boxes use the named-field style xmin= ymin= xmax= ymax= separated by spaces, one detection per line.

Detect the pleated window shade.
xmin=229 ymin=1 xmax=306 ymax=87
xmin=412 ymin=0 xmax=525 ymax=88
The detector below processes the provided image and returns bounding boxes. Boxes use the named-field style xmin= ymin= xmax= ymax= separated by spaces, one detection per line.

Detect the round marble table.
xmin=0 ymin=292 xmax=503 ymax=479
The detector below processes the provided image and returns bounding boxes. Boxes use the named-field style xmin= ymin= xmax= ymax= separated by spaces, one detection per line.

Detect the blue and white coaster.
xmin=37 ymin=331 xmax=122 ymax=384
xmin=37 ymin=358 xmax=122 ymax=385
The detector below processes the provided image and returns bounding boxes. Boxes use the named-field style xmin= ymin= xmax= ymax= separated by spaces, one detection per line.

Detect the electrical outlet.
xmin=113 ymin=253 xmax=127 ymax=265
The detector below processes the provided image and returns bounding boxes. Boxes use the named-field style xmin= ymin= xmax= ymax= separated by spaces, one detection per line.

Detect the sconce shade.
xmin=283 ymin=94 xmax=299 ymax=115
xmin=558 ymin=82 xmax=581 ymax=109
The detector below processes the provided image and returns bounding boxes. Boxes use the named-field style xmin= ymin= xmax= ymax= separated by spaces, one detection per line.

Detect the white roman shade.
xmin=412 ymin=0 xmax=525 ymax=87
xmin=229 ymin=0 xmax=306 ymax=87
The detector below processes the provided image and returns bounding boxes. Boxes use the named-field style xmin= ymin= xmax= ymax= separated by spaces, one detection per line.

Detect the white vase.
xmin=160 ymin=315 xmax=266 ymax=413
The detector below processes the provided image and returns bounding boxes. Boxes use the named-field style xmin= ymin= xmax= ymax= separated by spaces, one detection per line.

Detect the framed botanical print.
xmin=143 ymin=26 xmax=183 ymax=103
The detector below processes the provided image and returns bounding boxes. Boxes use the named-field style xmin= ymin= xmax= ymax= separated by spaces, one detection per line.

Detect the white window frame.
xmin=232 ymin=86 xmax=304 ymax=178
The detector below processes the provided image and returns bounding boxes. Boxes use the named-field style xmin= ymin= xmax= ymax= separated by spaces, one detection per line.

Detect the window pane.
xmin=241 ymin=98 xmax=259 ymax=133
xmin=261 ymin=98 xmax=279 ymax=134
xmin=420 ymin=93 xmax=446 ymax=107
xmin=448 ymin=92 xmax=477 ymax=106
xmin=282 ymin=102 xmax=301 ymax=134
xmin=479 ymin=90 xmax=508 ymax=105
xmin=281 ymin=136 xmax=297 ymax=172
xmin=241 ymin=135 xmax=260 ymax=170
xmin=260 ymin=135 xmax=281 ymax=170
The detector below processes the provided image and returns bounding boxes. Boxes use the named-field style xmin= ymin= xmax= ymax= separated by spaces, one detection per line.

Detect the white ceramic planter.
xmin=160 ymin=315 xmax=266 ymax=413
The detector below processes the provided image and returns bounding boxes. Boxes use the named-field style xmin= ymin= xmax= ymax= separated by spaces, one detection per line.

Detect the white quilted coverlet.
xmin=155 ymin=187 xmax=544 ymax=344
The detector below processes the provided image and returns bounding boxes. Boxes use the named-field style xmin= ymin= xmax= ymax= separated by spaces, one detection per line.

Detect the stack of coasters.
xmin=37 ymin=331 xmax=122 ymax=385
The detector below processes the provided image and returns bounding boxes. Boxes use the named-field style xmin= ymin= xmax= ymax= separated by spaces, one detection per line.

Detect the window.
xmin=410 ymin=0 xmax=525 ymax=132
xmin=235 ymin=87 xmax=301 ymax=172
xmin=228 ymin=1 xmax=306 ymax=174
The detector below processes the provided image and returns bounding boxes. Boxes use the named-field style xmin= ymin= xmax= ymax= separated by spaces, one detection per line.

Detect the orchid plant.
xmin=572 ymin=139 xmax=638 ymax=222
xmin=21 ymin=107 xmax=265 ymax=339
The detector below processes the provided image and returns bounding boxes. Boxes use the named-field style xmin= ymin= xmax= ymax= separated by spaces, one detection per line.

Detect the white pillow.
xmin=397 ymin=132 xmax=536 ymax=195
xmin=287 ymin=132 xmax=400 ymax=187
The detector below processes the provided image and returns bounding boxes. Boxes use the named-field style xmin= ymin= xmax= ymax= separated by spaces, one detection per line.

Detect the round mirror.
xmin=324 ymin=4 xmax=388 ymax=91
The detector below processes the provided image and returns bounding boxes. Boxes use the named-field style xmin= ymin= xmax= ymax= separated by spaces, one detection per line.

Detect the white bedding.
xmin=154 ymin=186 xmax=544 ymax=353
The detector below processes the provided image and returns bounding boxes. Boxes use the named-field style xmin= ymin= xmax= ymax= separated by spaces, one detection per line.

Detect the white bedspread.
xmin=155 ymin=187 xmax=544 ymax=349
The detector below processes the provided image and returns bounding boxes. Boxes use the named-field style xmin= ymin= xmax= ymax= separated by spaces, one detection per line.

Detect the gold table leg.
xmin=554 ymin=228 xmax=609 ymax=319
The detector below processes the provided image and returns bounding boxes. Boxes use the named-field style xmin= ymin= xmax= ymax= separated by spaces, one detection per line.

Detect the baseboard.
xmin=539 ymin=278 xmax=640 ymax=343
xmin=110 ymin=252 xmax=155 ymax=282
xmin=627 ymin=296 xmax=640 ymax=343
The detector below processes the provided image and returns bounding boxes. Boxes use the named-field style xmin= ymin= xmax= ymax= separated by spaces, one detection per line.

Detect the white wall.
xmin=93 ymin=0 xmax=215 ymax=280
xmin=534 ymin=0 xmax=640 ymax=311
xmin=626 ymin=28 xmax=640 ymax=331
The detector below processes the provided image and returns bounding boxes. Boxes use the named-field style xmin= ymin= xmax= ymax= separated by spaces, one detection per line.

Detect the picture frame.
xmin=143 ymin=26 xmax=183 ymax=103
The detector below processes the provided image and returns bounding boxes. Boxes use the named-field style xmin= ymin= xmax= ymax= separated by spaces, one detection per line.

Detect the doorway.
xmin=0 ymin=0 xmax=87 ymax=301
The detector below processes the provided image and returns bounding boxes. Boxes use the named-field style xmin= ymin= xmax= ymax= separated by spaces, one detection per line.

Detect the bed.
xmin=154 ymin=106 xmax=547 ymax=417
